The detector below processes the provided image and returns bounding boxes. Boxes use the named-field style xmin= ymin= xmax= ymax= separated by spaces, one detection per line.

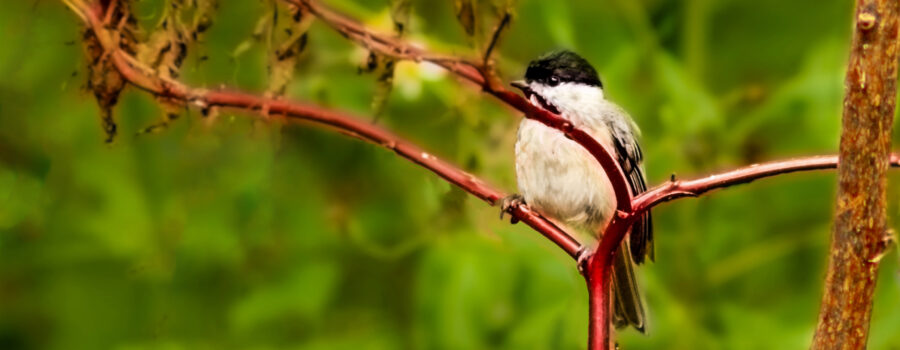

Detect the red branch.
xmin=634 ymin=154 xmax=900 ymax=216
xmin=288 ymin=0 xmax=634 ymax=212
xmin=67 ymin=0 xmax=586 ymax=258
xmin=281 ymin=2 xmax=900 ymax=348
xmin=589 ymin=154 xmax=900 ymax=348
xmin=65 ymin=1 xmax=900 ymax=349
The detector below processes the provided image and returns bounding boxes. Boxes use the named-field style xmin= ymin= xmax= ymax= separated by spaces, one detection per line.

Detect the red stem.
xmin=633 ymin=154 xmax=900 ymax=216
xmin=588 ymin=155 xmax=900 ymax=349
xmin=587 ymin=216 xmax=633 ymax=349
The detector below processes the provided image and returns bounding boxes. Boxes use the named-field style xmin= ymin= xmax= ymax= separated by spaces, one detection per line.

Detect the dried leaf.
xmin=364 ymin=0 xmax=410 ymax=119
xmin=137 ymin=98 xmax=183 ymax=135
xmin=266 ymin=4 xmax=314 ymax=97
xmin=191 ymin=0 xmax=218 ymax=40
xmin=136 ymin=0 xmax=188 ymax=80
xmin=370 ymin=55 xmax=396 ymax=119
xmin=390 ymin=0 xmax=412 ymax=35
xmin=132 ymin=0 xmax=218 ymax=132
xmin=453 ymin=0 xmax=476 ymax=36
xmin=81 ymin=1 xmax=138 ymax=143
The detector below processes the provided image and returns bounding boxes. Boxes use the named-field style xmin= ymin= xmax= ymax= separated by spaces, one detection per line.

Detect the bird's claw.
xmin=499 ymin=194 xmax=525 ymax=224
xmin=576 ymin=248 xmax=592 ymax=276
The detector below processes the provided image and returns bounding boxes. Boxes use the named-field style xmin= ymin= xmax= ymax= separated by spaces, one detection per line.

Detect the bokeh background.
xmin=2 ymin=0 xmax=900 ymax=349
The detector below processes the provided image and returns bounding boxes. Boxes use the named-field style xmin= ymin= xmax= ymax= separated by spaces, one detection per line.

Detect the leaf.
xmin=390 ymin=0 xmax=412 ymax=35
xmin=136 ymin=0 xmax=189 ymax=80
xmin=453 ymin=0 xmax=476 ymax=36
xmin=81 ymin=2 xmax=138 ymax=143
xmin=130 ymin=0 xmax=219 ymax=133
xmin=231 ymin=39 xmax=254 ymax=58
xmin=364 ymin=0 xmax=411 ymax=119
xmin=231 ymin=9 xmax=274 ymax=59
xmin=370 ymin=54 xmax=396 ymax=119
xmin=266 ymin=4 xmax=314 ymax=97
xmin=191 ymin=0 xmax=218 ymax=40
xmin=137 ymin=101 xmax=182 ymax=135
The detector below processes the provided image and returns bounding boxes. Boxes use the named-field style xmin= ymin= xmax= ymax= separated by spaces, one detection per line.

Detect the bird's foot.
xmin=576 ymin=247 xmax=592 ymax=276
xmin=499 ymin=194 xmax=525 ymax=224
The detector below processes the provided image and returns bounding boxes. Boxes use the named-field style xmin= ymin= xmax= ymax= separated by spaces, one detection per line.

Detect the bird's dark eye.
xmin=548 ymin=75 xmax=560 ymax=86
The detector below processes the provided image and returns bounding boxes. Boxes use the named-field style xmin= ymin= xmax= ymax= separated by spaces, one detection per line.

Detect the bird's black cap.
xmin=524 ymin=50 xmax=603 ymax=88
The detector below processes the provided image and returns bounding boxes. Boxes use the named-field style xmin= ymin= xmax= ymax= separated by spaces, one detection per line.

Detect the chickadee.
xmin=507 ymin=50 xmax=653 ymax=332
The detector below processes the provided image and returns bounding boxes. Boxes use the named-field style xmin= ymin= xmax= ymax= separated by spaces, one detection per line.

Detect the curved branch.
xmin=589 ymin=153 xmax=900 ymax=349
xmin=69 ymin=0 xmax=585 ymax=258
xmin=633 ymin=154 xmax=900 ymax=216
xmin=288 ymin=0 xmax=634 ymax=213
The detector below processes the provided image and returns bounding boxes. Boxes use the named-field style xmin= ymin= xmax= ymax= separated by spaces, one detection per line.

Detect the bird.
xmin=505 ymin=49 xmax=653 ymax=332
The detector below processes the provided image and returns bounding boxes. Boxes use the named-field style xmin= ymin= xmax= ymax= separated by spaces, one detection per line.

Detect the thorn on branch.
xmin=379 ymin=139 xmax=397 ymax=150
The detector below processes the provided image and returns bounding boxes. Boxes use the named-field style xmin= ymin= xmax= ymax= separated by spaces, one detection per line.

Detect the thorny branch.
xmin=64 ymin=1 xmax=900 ymax=349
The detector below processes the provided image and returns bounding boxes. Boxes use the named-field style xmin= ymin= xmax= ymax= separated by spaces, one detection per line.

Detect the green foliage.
xmin=1 ymin=0 xmax=900 ymax=349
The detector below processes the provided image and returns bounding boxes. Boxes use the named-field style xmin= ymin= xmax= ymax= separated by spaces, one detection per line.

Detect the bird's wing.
xmin=607 ymin=107 xmax=654 ymax=264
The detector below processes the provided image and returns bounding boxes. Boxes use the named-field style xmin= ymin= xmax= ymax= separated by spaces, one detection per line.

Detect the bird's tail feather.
xmin=611 ymin=240 xmax=646 ymax=333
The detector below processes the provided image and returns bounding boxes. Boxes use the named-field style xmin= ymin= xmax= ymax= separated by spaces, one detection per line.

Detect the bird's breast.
xmin=515 ymin=119 xmax=616 ymax=235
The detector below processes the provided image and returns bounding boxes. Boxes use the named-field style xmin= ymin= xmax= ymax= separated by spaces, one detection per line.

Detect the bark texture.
xmin=812 ymin=0 xmax=899 ymax=348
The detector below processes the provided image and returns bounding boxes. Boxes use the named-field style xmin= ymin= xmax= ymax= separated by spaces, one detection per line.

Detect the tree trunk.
xmin=812 ymin=0 xmax=899 ymax=349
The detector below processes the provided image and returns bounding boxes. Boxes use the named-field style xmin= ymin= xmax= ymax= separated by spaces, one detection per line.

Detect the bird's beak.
xmin=510 ymin=80 xmax=529 ymax=92
xmin=511 ymin=80 xmax=536 ymax=100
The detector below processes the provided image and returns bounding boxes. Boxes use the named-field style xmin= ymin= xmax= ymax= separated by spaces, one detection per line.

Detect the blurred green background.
xmin=2 ymin=0 xmax=900 ymax=349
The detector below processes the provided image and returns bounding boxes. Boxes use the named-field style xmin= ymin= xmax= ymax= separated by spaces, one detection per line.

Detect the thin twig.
xmin=633 ymin=155 xmax=900 ymax=216
xmin=483 ymin=12 xmax=511 ymax=66
xmin=102 ymin=0 xmax=118 ymax=25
